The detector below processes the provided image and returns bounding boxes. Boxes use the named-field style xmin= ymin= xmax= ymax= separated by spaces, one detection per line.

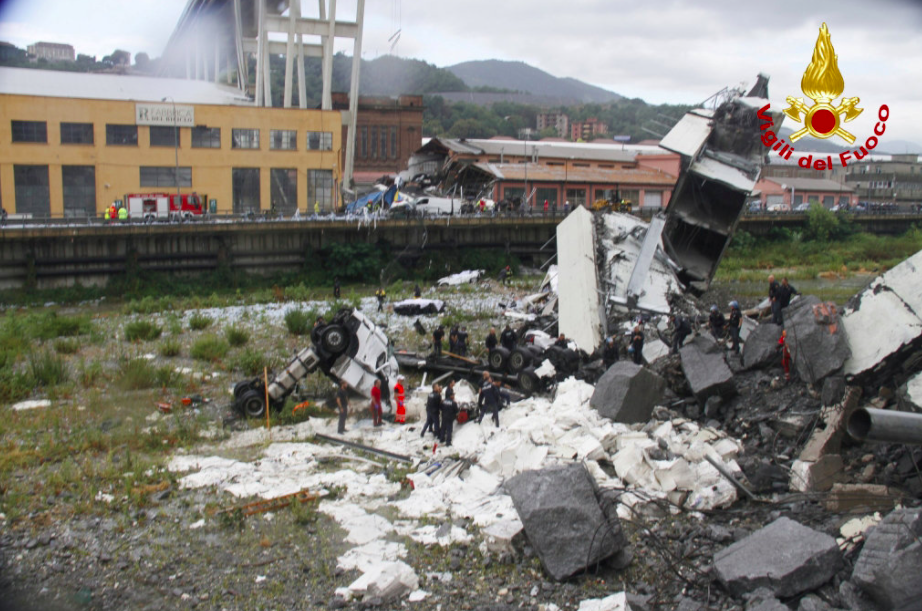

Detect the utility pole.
xmin=162 ymin=97 xmax=181 ymax=213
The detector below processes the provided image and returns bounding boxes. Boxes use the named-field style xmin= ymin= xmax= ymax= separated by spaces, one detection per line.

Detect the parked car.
xmin=794 ymin=203 xmax=812 ymax=212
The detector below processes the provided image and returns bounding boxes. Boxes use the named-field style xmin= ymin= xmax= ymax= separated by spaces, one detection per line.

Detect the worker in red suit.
xmin=779 ymin=330 xmax=792 ymax=381
xmin=370 ymin=379 xmax=383 ymax=426
xmin=393 ymin=376 xmax=406 ymax=424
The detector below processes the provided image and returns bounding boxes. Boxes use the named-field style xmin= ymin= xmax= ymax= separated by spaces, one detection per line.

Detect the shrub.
xmin=189 ymin=312 xmax=213 ymax=331
xmin=53 ymin=338 xmax=80 ymax=354
xmin=77 ymin=358 xmax=106 ymax=388
xmin=190 ymin=335 xmax=229 ymax=362
xmin=34 ymin=312 xmax=92 ymax=340
xmin=116 ymin=358 xmax=158 ymax=390
xmin=225 ymin=325 xmax=250 ymax=347
xmin=284 ymin=309 xmax=312 ymax=336
xmin=125 ymin=320 xmax=163 ymax=342
xmin=231 ymin=347 xmax=269 ymax=376
xmin=0 ymin=368 xmax=32 ymax=403
xmin=159 ymin=337 xmax=181 ymax=357
xmin=28 ymin=351 xmax=69 ymax=387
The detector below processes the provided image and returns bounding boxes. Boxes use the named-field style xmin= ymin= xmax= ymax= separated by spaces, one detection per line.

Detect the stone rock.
xmin=745 ymin=587 xmax=789 ymax=611
xmin=852 ymin=508 xmax=922 ymax=611
xmin=576 ymin=592 xmax=629 ymax=611
xmin=506 ymin=463 xmax=627 ymax=581
xmin=704 ymin=395 xmax=723 ymax=418
xmin=713 ymin=517 xmax=843 ymax=597
xmin=790 ymin=455 xmax=845 ymax=492
xmin=482 ymin=519 xmax=524 ymax=556
xmin=742 ymin=323 xmax=783 ymax=370
xmin=589 ymin=361 xmax=666 ymax=424
xmin=824 ymin=483 xmax=898 ymax=514
xmin=785 ymin=296 xmax=851 ymax=385
xmin=679 ymin=335 xmax=736 ymax=403
xmin=347 ymin=561 xmax=419 ymax=602
xmin=821 ymin=375 xmax=846 ymax=406
xmin=797 ymin=594 xmax=835 ymax=611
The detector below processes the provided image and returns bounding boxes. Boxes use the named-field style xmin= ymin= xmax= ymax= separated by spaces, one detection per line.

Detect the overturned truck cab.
xmin=233 ymin=308 xmax=399 ymax=418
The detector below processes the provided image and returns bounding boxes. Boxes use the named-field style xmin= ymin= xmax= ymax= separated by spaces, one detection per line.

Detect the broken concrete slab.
xmin=785 ymin=296 xmax=851 ymax=385
xmin=898 ymin=371 xmax=922 ymax=413
xmin=347 ymin=560 xmax=419 ymax=602
xmin=557 ymin=206 xmax=604 ymax=352
xmin=589 ymin=361 xmax=667 ymax=424
xmin=821 ymin=374 xmax=846 ymax=406
xmin=481 ymin=518 xmax=525 ymax=556
xmin=506 ymin=463 xmax=627 ymax=581
xmin=576 ymin=592 xmax=630 ymax=611
xmin=790 ymin=455 xmax=845 ymax=493
xmin=642 ymin=338 xmax=670 ymax=365
xmin=742 ymin=323 xmax=782 ymax=371
xmin=679 ymin=335 xmax=736 ymax=403
xmin=852 ymin=508 xmax=922 ymax=611
xmin=745 ymin=588 xmax=790 ymax=611
xmin=824 ymin=483 xmax=898 ymax=514
xmin=713 ymin=516 xmax=843 ymax=597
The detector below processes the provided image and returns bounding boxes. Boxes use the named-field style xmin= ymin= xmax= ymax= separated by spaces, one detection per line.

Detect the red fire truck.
xmin=125 ymin=193 xmax=206 ymax=223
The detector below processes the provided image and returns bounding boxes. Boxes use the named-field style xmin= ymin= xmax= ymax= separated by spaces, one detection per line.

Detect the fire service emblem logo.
xmin=783 ymin=23 xmax=861 ymax=144
xmin=758 ymin=22 xmax=890 ymax=170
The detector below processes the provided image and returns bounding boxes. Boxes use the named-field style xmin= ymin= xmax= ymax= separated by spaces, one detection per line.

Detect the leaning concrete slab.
xmin=852 ymin=507 xmax=922 ymax=611
xmin=713 ymin=517 xmax=842 ymax=597
xmin=506 ymin=463 xmax=627 ymax=581
xmin=679 ymin=335 xmax=736 ymax=402
xmin=590 ymin=361 xmax=667 ymax=424
xmin=557 ymin=206 xmax=604 ymax=352
xmin=785 ymin=296 xmax=851 ymax=385
xmin=742 ymin=323 xmax=782 ymax=370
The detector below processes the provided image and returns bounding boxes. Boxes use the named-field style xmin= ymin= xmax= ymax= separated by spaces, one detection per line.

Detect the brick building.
xmin=570 ymin=117 xmax=608 ymax=141
xmin=331 ymin=93 xmax=423 ymax=187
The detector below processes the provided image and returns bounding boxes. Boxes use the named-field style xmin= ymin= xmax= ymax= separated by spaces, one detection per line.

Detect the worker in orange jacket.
xmin=394 ymin=375 xmax=406 ymax=424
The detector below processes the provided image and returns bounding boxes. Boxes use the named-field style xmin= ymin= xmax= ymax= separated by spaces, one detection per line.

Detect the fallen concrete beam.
xmin=557 ymin=206 xmax=604 ymax=352
xmin=713 ymin=517 xmax=842 ymax=598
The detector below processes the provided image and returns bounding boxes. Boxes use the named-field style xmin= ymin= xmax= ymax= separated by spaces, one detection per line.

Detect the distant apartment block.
xmin=570 ymin=117 xmax=608 ymax=141
xmin=537 ymin=112 xmax=569 ymax=138
xmin=27 ymin=42 xmax=75 ymax=62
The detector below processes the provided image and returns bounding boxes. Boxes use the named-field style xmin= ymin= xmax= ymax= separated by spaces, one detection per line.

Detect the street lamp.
xmin=162 ymin=97 xmax=181 ymax=213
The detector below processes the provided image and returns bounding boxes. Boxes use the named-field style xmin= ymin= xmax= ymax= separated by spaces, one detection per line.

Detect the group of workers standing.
xmin=104 ymin=202 xmax=128 ymax=222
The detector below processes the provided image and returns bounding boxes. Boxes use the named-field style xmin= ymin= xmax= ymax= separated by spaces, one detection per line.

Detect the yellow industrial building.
xmin=0 ymin=66 xmax=343 ymax=218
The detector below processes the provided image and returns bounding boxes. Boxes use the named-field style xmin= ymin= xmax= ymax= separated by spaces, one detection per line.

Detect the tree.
xmin=134 ymin=52 xmax=150 ymax=70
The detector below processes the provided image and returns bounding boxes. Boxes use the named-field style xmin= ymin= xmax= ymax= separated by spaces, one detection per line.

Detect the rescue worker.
xmin=499 ymin=265 xmax=512 ymax=286
xmin=375 ymin=287 xmax=386 ymax=312
xmin=335 ymin=380 xmax=349 ymax=434
xmin=779 ymin=330 xmax=792 ymax=381
xmin=778 ymin=278 xmax=798 ymax=310
xmin=500 ymin=324 xmax=517 ymax=351
xmin=333 ymin=277 xmax=341 ymax=299
xmin=485 ymin=327 xmax=498 ymax=352
xmin=477 ymin=373 xmax=500 ymax=427
xmin=432 ymin=325 xmax=444 ymax=357
xmin=393 ymin=375 xmax=406 ymax=424
xmin=554 ymin=333 xmax=569 ymax=349
xmin=457 ymin=326 xmax=469 ymax=356
xmin=103 ymin=207 xmax=110 ymax=223
xmin=709 ymin=305 xmax=727 ymax=341
xmin=440 ymin=394 xmax=458 ymax=446
xmin=448 ymin=325 xmax=459 ymax=354
xmin=421 ymin=383 xmax=442 ymax=439
xmin=443 ymin=378 xmax=455 ymax=403
xmin=768 ymin=274 xmax=782 ymax=325
xmin=602 ymin=336 xmax=619 ymax=367
xmin=630 ymin=325 xmax=645 ymax=365
xmin=108 ymin=202 xmax=117 ymax=223
xmin=314 ymin=201 xmax=321 ymax=218
xmin=414 ymin=283 xmax=422 ymax=298
xmin=669 ymin=313 xmax=692 ymax=354
xmin=313 ymin=316 xmax=326 ymax=330
xmin=370 ymin=379 xmax=383 ymax=427
xmin=118 ymin=205 xmax=128 ymax=222
xmin=728 ymin=301 xmax=742 ymax=354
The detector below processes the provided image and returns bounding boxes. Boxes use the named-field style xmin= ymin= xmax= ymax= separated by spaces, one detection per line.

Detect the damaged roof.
xmin=474 ymin=162 xmax=676 ymax=185
xmin=762 ymin=177 xmax=856 ymax=193
xmin=418 ymin=137 xmax=641 ymax=164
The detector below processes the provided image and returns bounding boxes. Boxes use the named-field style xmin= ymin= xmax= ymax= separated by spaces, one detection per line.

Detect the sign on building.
xmin=135 ymin=103 xmax=195 ymax=127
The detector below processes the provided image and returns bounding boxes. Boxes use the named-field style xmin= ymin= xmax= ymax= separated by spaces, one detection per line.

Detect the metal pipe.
xmin=847 ymin=408 xmax=922 ymax=446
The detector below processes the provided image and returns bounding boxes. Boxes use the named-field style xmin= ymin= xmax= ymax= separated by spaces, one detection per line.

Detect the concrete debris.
xmin=821 ymin=375 xmax=847 ymax=407
xmin=679 ymin=335 xmax=736 ymax=403
xmin=392 ymin=298 xmax=445 ymax=316
xmin=785 ymin=296 xmax=851 ymax=385
xmin=790 ymin=455 xmax=845 ymax=493
xmin=480 ymin=518 xmax=524 ymax=556
xmin=589 ymin=362 xmax=667 ymax=424
xmin=824 ymin=483 xmax=898 ymax=514
xmin=837 ymin=513 xmax=881 ymax=551
xmin=744 ymin=588 xmax=790 ymax=611
xmin=505 ymin=463 xmax=627 ymax=580
xmin=841 ymin=249 xmax=922 ymax=380
xmin=742 ymin=323 xmax=782 ymax=370
xmin=576 ymin=592 xmax=631 ymax=611
xmin=347 ymin=560 xmax=419 ymax=602
xmin=437 ymin=269 xmax=483 ymax=286
xmin=852 ymin=508 xmax=922 ymax=611
xmin=898 ymin=371 xmax=922 ymax=413
xmin=713 ymin=517 xmax=843 ymax=598
xmin=642 ymin=338 xmax=670 ymax=365
xmin=10 ymin=399 xmax=52 ymax=411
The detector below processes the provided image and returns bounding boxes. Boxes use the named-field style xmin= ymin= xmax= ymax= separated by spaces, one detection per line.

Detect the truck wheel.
xmin=233 ymin=380 xmax=252 ymax=399
xmin=508 ymin=348 xmax=532 ymax=372
xmin=239 ymin=389 xmax=266 ymax=418
xmin=321 ymin=325 xmax=348 ymax=355
xmin=488 ymin=347 xmax=509 ymax=371
xmin=518 ymin=368 xmax=540 ymax=395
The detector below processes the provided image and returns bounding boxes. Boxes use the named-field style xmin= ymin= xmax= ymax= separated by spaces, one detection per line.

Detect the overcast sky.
xmin=1 ymin=0 xmax=921 ymax=147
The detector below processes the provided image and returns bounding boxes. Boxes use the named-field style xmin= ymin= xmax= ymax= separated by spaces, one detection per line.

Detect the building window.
xmin=534 ymin=187 xmax=558 ymax=208
xmin=270 ymin=168 xmax=297 ymax=215
xmin=307 ymin=169 xmax=333 ymax=211
xmin=503 ymin=187 xmax=525 ymax=205
xmin=106 ymin=124 xmax=138 ymax=146
xmin=191 ymin=127 xmax=221 ymax=148
xmin=232 ymin=168 xmax=260 ymax=213
xmin=566 ymin=188 xmax=587 ymax=208
xmin=62 ymin=166 xmax=96 ymax=218
xmin=390 ymin=126 xmax=397 ymax=159
xmin=60 ymin=122 xmax=93 ymax=145
xmin=150 ymin=126 xmax=179 ymax=147
xmin=140 ymin=166 xmax=192 ymax=187
xmin=380 ymin=127 xmax=387 ymax=159
xmin=306 ymin=131 xmax=332 ymax=151
xmin=360 ymin=126 xmax=367 ymax=158
xmin=823 ymin=195 xmax=835 ymax=208
xmin=11 ymin=120 xmax=47 ymax=143
xmin=232 ymin=128 xmax=260 ymax=149
xmin=270 ymin=129 xmax=297 ymax=150
xmin=370 ymin=127 xmax=378 ymax=159
xmin=838 ymin=195 xmax=849 ymax=206
xmin=13 ymin=165 xmax=50 ymax=216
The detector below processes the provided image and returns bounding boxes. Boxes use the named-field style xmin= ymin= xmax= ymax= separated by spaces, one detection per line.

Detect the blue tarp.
xmin=345 ymin=184 xmax=401 ymax=214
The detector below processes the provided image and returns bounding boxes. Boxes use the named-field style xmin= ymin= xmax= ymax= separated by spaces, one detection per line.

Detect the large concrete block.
xmin=713 ymin=517 xmax=842 ymax=597
xmin=785 ymin=296 xmax=851 ymax=385
xmin=742 ymin=323 xmax=782 ymax=370
xmin=506 ymin=463 xmax=627 ymax=581
xmin=790 ymin=455 xmax=845 ymax=492
xmin=589 ymin=361 xmax=667 ymax=424
xmin=898 ymin=371 xmax=922 ymax=413
xmin=852 ymin=508 xmax=922 ymax=611
xmin=348 ymin=560 xmax=419 ymax=602
xmin=679 ymin=335 xmax=736 ymax=402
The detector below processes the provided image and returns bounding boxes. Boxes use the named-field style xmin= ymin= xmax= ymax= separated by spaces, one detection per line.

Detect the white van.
xmin=413 ymin=196 xmax=461 ymax=216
